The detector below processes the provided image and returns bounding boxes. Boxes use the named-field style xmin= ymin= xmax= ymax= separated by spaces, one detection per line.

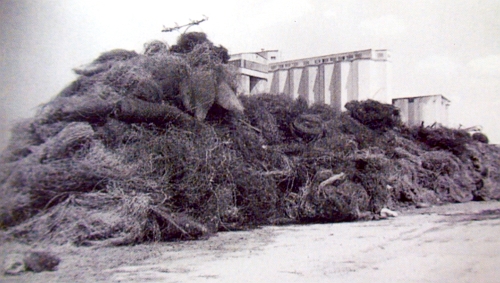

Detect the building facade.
xmin=392 ymin=95 xmax=451 ymax=127
xmin=228 ymin=50 xmax=280 ymax=95
xmin=230 ymin=50 xmax=452 ymax=127
xmin=229 ymin=49 xmax=392 ymax=111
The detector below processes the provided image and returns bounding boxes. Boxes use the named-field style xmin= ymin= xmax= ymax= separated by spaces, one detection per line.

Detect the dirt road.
xmin=2 ymin=201 xmax=500 ymax=282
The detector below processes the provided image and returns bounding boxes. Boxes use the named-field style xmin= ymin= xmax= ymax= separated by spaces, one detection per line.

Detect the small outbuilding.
xmin=392 ymin=94 xmax=450 ymax=127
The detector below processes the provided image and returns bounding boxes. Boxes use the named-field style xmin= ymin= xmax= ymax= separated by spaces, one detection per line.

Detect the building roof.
xmin=230 ymin=49 xmax=390 ymax=66
xmin=269 ymin=49 xmax=388 ymax=66
xmin=392 ymin=94 xmax=451 ymax=103
xmin=229 ymin=50 xmax=279 ymax=60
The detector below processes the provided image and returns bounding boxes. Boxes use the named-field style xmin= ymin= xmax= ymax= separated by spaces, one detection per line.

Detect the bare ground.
xmin=2 ymin=200 xmax=500 ymax=283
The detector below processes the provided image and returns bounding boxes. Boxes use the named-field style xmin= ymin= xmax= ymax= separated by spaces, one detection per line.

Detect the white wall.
xmin=324 ymin=63 xmax=335 ymax=105
xmin=307 ymin=66 xmax=317 ymax=104
xmin=237 ymin=49 xmax=392 ymax=110
xmin=394 ymin=95 xmax=450 ymax=127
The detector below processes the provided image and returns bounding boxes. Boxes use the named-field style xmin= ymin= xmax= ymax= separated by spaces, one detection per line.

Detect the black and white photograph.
xmin=1 ymin=1 xmax=499 ymax=282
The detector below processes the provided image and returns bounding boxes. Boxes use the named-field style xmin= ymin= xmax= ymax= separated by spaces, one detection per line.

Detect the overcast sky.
xmin=1 ymin=0 xmax=499 ymax=148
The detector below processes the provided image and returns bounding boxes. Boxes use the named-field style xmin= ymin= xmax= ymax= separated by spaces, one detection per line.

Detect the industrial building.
xmin=229 ymin=49 xmax=450 ymax=127
xmin=228 ymin=50 xmax=280 ymax=95
xmin=393 ymin=94 xmax=451 ymax=127
xmin=229 ymin=49 xmax=392 ymax=111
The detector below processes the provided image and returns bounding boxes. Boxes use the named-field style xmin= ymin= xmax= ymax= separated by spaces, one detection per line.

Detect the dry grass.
xmin=1 ymin=34 xmax=500 ymax=246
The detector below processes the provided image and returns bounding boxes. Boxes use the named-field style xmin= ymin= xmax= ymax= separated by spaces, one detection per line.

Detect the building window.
xmin=270 ymin=56 xmax=276 ymax=60
xmin=409 ymin=98 xmax=414 ymax=103
xmin=347 ymin=55 xmax=354 ymax=59
xmin=377 ymin=53 xmax=384 ymax=58
xmin=303 ymin=60 xmax=309 ymax=65
xmin=355 ymin=53 xmax=362 ymax=58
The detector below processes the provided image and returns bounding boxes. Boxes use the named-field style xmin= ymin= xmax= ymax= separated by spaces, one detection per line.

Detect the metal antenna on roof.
xmin=162 ymin=15 xmax=209 ymax=34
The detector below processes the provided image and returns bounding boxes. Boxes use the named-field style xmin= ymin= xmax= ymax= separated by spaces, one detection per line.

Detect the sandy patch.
xmin=2 ymin=201 xmax=500 ymax=282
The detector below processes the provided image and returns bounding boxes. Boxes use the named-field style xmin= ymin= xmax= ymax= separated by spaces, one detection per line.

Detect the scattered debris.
xmin=416 ymin=202 xmax=432 ymax=209
xmin=23 ymin=251 xmax=60 ymax=273
xmin=380 ymin=208 xmax=398 ymax=218
xmin=3 ymin=251 xmax=60 ymax=275
xmin=319 ymin=172 xmax=346 ymax=188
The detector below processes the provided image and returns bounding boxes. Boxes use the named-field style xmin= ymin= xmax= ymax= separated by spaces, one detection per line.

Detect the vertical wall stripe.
xmin=331 ymin=63 xmax=342 ymax=111
xmin=292 ymin=68 xmax=302 ymax=99
xmin=308 ymin=67 xmax=317 ymax=104
xmin=278 ymin=70 xmax=288 ymax=93
xmin=350 ymin=61 xmax=359 ymax=101
xmin=323 ymin=64 xmax=334 ymax=106
xmin=283 ymin=69 xmax=294 ymax=99
xmin=298 ymin=67 xmax=309 ymax=101
xmin=259 ymin=50 xmax=392 ymax=112
xmin=313 ymin=65 xmax=325 ymax=104
xmin=270 ymin=71 xmax=279 ymax=94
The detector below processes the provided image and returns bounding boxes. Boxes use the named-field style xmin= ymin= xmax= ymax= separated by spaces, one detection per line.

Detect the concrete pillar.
xmin=340 ymin=62 xmax=352 ymax=110
xmin=291 ymin=68 xmax=302 ymax=99
xmin=250 ymin=77 xmax=267 ymax=94
xmin=307 ymin=66 xmax=317 ymax=104
xmin=349 ymin=61 xmax=359 ymax=102
xmin=283 ymin=69 xmax=293 ymax=99
xmin=313 ymin=65 xmax=325 ymax=104
xmin=270 ymin=71 xmax=279 ymax=94
xmin=278 ymin=70 xmax=288 ymax=94
xmin=298 ymin=67 xmax=309 ymax=101
xmin=324 ymin=64 xmax=335 ymax=106
xmin=238 ymin=74 xmax=250 ymax=95
xmin=330 ymin=63 xmax=342 ymax=111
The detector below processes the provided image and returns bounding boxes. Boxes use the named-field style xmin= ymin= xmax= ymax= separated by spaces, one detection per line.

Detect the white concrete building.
xmin=228 ymin=50 xmax=280 ymax=95
xmin=392 ymin=94 xmax=451 ymax=127
xmin=229 ymin=49 xmax=392 ymax=112
xmin=230 ymin=50 xmax=451 ymax=128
